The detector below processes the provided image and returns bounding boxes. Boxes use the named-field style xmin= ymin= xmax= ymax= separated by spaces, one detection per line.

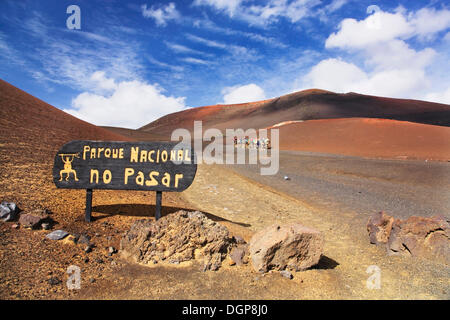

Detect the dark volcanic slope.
xmin=0 ymin=79 xmax=128 ymax=151
xmin=139 ymin=89 xmax=450 ymax=138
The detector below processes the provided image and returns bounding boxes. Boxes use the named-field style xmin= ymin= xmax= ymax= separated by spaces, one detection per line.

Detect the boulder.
xmin=387 ymin=215 xmax=449 ymax=264
xmin=367 ymin=211 xmax=395 ymax=244
xmin=249 ymin=223 xmax=323 ymax=273
xmin=0 ymin=201 xmax=20 ymax=222
xmin=120 ymin=210 xmax=234 ymax=271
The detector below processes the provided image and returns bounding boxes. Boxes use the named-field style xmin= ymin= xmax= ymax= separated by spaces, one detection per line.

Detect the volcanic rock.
xmin=280 ymin=270 xmax=293 ymax=279
xmin=0 ymin=201 xmax=20 ymax=222
xmin=249 ymin=223 xmax=323 ymax=273
xmin=387 ymin=215 xmax=449 ymax=264
xmin=77 ymin=234 xmax=91 ymax=245
xmin=229 ymin=245 xmax=249 ymax=266
xmin=367 ymin=211 xmax=395 ymax=244
xmin=120 ymin=210 xmax=234 ymax=271
xmin=19 ymin=214 xmax=43 ymax=229
xmin=46 ymin=230 xmax=69 ymax=240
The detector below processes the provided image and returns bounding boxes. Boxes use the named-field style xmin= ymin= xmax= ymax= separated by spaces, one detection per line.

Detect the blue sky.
xmin=0 ymin=0 xmax=449 ymax=128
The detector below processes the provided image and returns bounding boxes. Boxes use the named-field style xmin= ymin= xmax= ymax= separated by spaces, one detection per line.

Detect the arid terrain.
xmin=0 ymin=79 xmax=449 ymax=299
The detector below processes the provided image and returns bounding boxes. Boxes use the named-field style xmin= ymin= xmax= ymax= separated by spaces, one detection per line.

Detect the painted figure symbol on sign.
xmin=58 ymin=153 xmax=80 ymax=181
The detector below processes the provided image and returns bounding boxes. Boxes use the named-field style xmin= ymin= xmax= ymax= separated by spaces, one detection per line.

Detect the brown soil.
xmin=273 ymin=118 xmax=450 ymax=161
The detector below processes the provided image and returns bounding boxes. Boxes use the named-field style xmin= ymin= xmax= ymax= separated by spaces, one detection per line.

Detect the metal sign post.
xmin=85 ymin=189 xmax=92 ymax=222
xmin=155 ymin=191 xmax=162 ymax=220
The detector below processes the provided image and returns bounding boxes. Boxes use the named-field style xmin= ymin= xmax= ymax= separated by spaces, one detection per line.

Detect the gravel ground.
xmin=228 ymin=150 xmax=450 ymax=220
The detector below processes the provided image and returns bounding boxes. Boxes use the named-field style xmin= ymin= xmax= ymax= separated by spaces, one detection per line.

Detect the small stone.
xmin=0 ymin=201 xmax=20 ymax=222
xmin=84 ymin=245 xmax=93 ymax=253
xmin=11 ymin=224 xmax=19 ymax=229
xmin=280 ymin=270 xmax=293 ymax=279
xmin=284 ymin=176 xmax=290 ymax=180
xmin=367 ymin=211 xmax=395 ymax=245
xmin=78 ymin=234 xmax=91 ymax=245
xmin=46 ymin=230 xmax=69 ymax=240
xmin=89 ymin=278 xmax=96 ymax=283
xmin=229 ymin=245 xmax=249 ymax=266
xmin=48 ymin=277 xmax=62 ymax=286
xmin=108 ymin=246 xmax=116 ymax=254
xmin=84 ymin=258 xmax=89 ymax=263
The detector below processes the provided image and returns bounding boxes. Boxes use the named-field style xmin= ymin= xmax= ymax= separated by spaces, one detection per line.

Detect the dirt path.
xmin=76 ymin=163 xmax=448 ymax=299
xmin=181 ymin=164 xmax=449 ymax=299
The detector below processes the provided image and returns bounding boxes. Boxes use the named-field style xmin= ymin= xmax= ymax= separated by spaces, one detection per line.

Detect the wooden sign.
xmin=53 ymin=140 xmax=197 ymax=221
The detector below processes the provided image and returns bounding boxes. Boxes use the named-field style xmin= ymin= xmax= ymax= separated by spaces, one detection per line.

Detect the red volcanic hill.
xmin=0 ymin=80 xmax=128 ymax=159
xmin=138 ymin=89 xmax=450 ymax=138
xmin=270 ymin=118 xmax=450 ymax=161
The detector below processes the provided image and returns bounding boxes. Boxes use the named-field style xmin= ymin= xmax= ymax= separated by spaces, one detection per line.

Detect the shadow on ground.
xmin=91 ymin=203 xmax=251 ymax=227
xmin=312 ymin=255 xmax=340 ymax=270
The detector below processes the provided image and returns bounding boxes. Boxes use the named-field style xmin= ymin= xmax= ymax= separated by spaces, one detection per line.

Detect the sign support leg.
xmin=85 ymin=189 xmax=93 ymax=222
xmin=155 ymin=191 xmax=162 ymax=220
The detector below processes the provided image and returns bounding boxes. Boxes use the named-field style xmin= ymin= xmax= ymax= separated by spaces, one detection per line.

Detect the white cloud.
xmin=64 ymin=74 xmax=186 ymax=128
xmin=141 ymin=2 xmax=180 ymax=27
xmin=185 ymin=34 xmax=258 ymax=60
xmin=186 ymin=34 xmax=227 ymax=49
xmin=147 ymin=56 xmax=184 ymax=72
xmin=325 ymin=11 xmax=414 ymax=49
xmin=303 ymin=58 xmax=429 ymax=98
xmin=300 ymin=6 xmax=450 ymax=103
xmin=221 ymin=84 xmax=266 ymax=104
xmin=90 ymin=71 xmax=117 ymax=92
xmin=410 ymin=7 xmax=450 ymax=40
xmin=194 ymin=0 xmax=321 ymax=26
xmin=326 ymin=7 xmax=450 ymax=49
xmin=193 ymin=0 xmax=244 ymax=17
xmin=182 ymin=57 xmax=211 ymax=65
xmin=17 ymin=11 xmax=145 ymax=91
xmin=164 ymin=41 xmax=212 ymax=57
xmin=192 ymin=17 xmax=287 ymax=48
xmin=425 ymin=87 xmax=450 ymax=105
xmin=324 ymin=0 xmax=349 ymax=13
xmin=303 ymin=58 xmax=367 ymax=93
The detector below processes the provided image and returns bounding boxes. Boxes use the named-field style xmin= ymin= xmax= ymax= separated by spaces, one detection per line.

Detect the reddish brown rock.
xmin=249 ymin=223 xmax=323 ymax=273
xmin=18 ymin=208 xmax=50 ymax=229
xmin=367 ymin=211 xmax=395 ymax=244
xmin=229 ymin=244 xmax=249 ymax=266
xmin=19 ymin=214 xmax=43 ymax=229
xmin=387 ymin=215 xmax=449 ymax=264
xmin=120 ymin=210 xmax=234 ymax=271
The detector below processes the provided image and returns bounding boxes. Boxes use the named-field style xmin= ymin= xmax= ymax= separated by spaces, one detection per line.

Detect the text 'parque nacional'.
xmin=53 ymin=141 xmax=197 ymax=192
